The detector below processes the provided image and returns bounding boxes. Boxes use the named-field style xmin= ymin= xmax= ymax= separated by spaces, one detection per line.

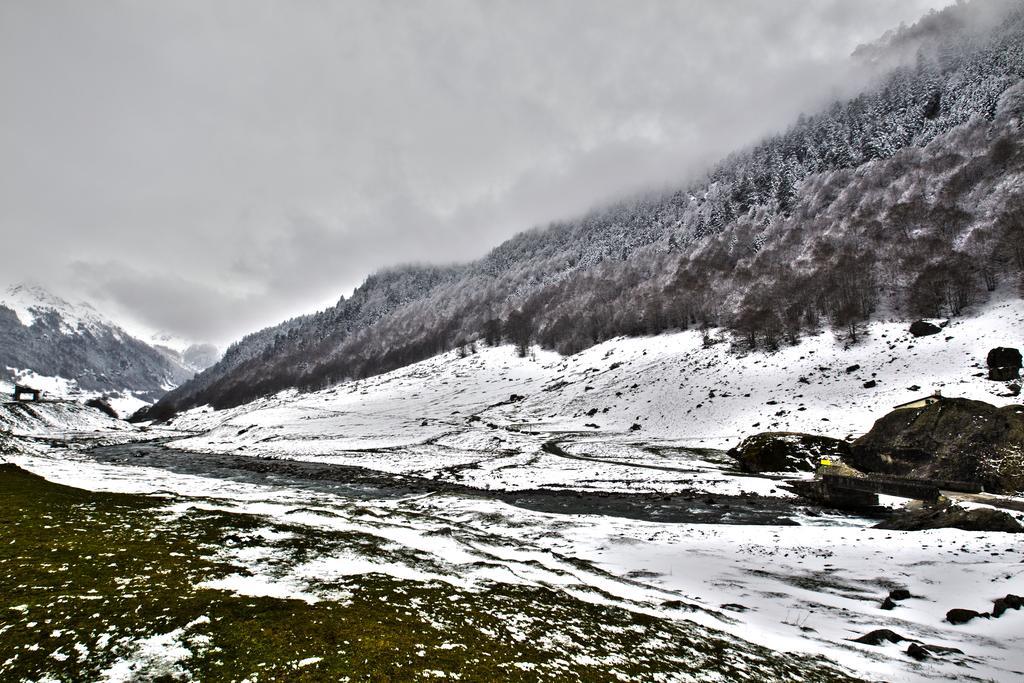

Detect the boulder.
xmin=875 ymin=503 xmax=1023 ymax=533
xmin=851 ymin=629 xmax=906 ymax=646
xmin=988 ymin=347 xmax=1022 ymax=381
xmin=909 ymin=320 xmax=941 ymax=337
xmin=728 ymin=432 xmax=852 ymax=473
xmin=989 ymin=366 xmax=1020 ymax=381
xmin=946 ymin=608 xmax=988 ymax=625
xmin=851 ymin=397 xmax=1024 ymax=493
xmin=992 ymin=594 xmax=1023 ymax=617
xmin=905 ymin=643 xmax=930 ymax=660
xmin=906 ymin=642 xmax=963 ymax=660
xmin=987 ymin=347 xmax=1023 ymax=370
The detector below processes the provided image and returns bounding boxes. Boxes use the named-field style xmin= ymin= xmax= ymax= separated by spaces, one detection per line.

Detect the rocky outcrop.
xmin=851 ymin=398 xmax=1024 ymax=493
xmin=875 ymin=502 xmax=1023 ymax=532
xmin=728 ymin=432 xmax=852 ymax=473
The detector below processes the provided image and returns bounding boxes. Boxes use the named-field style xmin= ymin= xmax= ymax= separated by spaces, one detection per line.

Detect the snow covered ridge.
xmin=167 ymin=295 xmax=1024 ymax=463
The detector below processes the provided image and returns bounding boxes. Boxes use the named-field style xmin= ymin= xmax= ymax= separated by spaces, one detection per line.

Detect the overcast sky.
xmin=0 ymin=0 xmax=952 ymax=347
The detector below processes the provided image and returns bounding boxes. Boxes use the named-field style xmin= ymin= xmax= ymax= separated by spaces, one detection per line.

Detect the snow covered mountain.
xmin=150 ymin=338 xmax=221 ymax=375
xmin=0 ymin=285 xmax=195 ymax=414
xmin=144 ymin=0 xmax=1024 ymax=421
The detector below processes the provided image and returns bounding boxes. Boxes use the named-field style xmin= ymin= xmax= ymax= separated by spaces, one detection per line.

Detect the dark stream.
xmin=81 ymin=440 xmax=858 ymax=525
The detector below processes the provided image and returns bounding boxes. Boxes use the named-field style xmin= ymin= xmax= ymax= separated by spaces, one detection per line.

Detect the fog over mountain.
xmin=139 ymin=0 xmax=1024 ymax=419
xmin=0 ymin=0 xmax=951 ymax=346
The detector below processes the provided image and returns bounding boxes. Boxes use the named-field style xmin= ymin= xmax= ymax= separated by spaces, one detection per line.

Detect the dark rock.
xmin=84 ymin=397 xmax=118 ymax=419
xmin=989 ymin=366 xmax=1020 ymax=381
xmin=889 ymin=588 xmax=913 ymax=601
xmin=852 ymin=628 xmax=905 ymax=645
xmin=629 ymin=423 xmax=641 ymax=431
xmin=907 ymin=642 xmax=963 ymax=659
xmin=863 ymin=380 xmax=877 ymax=389
xmin=876 ymin=503 xmax=1023 ymax=533
xmin=845 ymin=364 xmax=861 ymax=373
xmin=909 ymin=321 xmax=941 ymax=337
xmin=987 ymin=347 xmax=1022 ymax=370
xmin=720 ymin=603 xmax=749 ymax=613
xmin=728 ymin=432 xmax=852 ymax=473
xmin=906 ymin=643 xmax=930 ymax=660
xmin=946 ymin=608 xmax=988 ymax=625
xmin=880 ymin=596 xmax=896 ymax=610
xmin=992 ymin=594 xmax=1023 ymax=617
xmin=851 ymin=397 xmax=1024 ymax=493
xmin=987 ymin=348 xmax=1022 ymax=381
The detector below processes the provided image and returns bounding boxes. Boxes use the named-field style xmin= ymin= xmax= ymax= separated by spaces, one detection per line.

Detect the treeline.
xmin=515 ymin=103 xmax=1024 ymax=354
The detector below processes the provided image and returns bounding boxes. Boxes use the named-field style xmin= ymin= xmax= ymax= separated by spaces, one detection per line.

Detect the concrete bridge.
xmin=789 ymin=473 xmax=982 ymax=509
xmin=821 ymin=474 xmax=941 ymax=502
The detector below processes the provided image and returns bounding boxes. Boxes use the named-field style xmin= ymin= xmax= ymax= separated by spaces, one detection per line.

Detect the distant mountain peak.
xmin=2 ymin=283 xmax=112 ymax=335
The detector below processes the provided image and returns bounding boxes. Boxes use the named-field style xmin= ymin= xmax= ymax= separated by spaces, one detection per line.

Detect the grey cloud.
xmin=0 ymin=0 xmax=953 ymax=345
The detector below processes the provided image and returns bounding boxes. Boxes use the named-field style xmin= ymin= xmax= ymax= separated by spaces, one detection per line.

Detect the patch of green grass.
xmin=0 ymin=464 xmax=861 ymax=681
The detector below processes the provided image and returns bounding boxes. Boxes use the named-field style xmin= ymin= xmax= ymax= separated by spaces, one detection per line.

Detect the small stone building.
xmin=12 ymin=385 xmax=41 ymax=402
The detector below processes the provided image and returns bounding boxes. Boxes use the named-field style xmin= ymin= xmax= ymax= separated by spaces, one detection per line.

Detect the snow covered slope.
xmin=12 ymin=296 xmax=1024 ymax=683
xmin=0 ymin=400 xmax=135 ymax=438
xmin=167 ymin=295 xmax=1024 ymax=461
xmin=0 ymin=284 xmax=194 ymax=415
